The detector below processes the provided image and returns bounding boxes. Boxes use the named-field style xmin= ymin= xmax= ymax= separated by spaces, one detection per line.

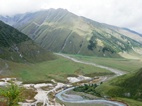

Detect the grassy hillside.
xmin=0 ymin=21 xmax=55 ymax=63
xmin=1 ymin=9 xmax=142 ymax=57
xmin=96 ymin=68 xmax=142 ymax=104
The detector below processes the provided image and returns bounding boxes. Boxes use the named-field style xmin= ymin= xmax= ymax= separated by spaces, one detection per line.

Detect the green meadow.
xmin=2 ymin=55 xmax=112 ymax=83
xmin=68 ymin=54 xmax=142 ymax=72
xmin=3 ymin=53 xmax=142 ymax=83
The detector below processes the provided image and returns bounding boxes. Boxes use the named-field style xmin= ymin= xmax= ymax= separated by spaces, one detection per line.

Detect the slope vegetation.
xmin=1 ymin=9 xmax=142 ymax=57
xmin=96 ymin=68 xmax=142 ymax=101
xmin=0 ymin=21 xmax=55 ymax=63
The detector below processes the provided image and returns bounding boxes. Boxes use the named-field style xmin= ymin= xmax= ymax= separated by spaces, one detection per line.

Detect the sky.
xmin=0 ymin=0 xmax=142 ymax=33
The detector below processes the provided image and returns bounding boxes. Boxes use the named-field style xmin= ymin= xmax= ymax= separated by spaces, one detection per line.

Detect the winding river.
xmin=55 ymin=53 xmax=127 ymax=106
xmin=56 ymin=87 xmax=127 ymax=106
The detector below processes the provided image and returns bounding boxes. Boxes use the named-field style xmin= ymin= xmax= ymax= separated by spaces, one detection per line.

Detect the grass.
xmin=54 ymin=54 xmax=142 ymax=106
xmin=116 ymin=98 xmax=142 ymax=106
xmin=67 ymin=54 xmax=142 ymax=72
xmin=1 ymin=54 xmax=142 ymax=105
xmin=97 ymin=68 xmax=142 ymax=98
xmin=0 ymin=55 xmax=112 ymax=83
xmin=95 ymin=68 xmax=142 ymax=106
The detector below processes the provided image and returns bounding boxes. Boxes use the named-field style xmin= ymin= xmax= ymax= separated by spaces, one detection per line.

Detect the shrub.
xmin=0 ymin=83 xmax=23 ymax=106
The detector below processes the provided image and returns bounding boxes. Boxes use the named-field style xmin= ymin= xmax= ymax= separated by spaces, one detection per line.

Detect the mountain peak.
xmin=0 ymin=8 xmax=142 ymax=57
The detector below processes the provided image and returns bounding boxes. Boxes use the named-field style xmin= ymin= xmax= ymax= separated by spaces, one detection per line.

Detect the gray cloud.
xmin=0 ymin=0 xmax=142 ymax=33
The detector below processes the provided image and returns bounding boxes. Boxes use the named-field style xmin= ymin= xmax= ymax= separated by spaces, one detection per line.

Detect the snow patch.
xmin=67 ymin=75 xmax=91 ymax=83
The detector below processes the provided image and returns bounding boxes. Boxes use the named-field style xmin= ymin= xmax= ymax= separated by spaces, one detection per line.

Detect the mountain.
xmin=122 ymin=28 xmax=142 ymax=37
xmin=1 ymin=8 xmax=142 ymax=57
xmin=96 ymin=68 xmax=142 ymax=101
xmin=0 ymin=21 xmax=55 ymax=63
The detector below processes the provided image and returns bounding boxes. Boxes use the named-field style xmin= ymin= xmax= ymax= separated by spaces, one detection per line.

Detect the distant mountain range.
xmin=0 ymin=21 xmax=54 ymax=63
xmin=0 ymin=8 xmax=142 ymax=57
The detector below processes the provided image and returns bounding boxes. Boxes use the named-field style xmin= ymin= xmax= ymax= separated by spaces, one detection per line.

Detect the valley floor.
xmin=0 ymin=53 xmax=142 ymax=106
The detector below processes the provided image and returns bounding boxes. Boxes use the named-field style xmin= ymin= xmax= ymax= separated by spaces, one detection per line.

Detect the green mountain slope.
xmin=96 ymin=68 xmax=142 ymax=101
xmin=1 ymin=8 xmax=142 ymax=57
xmin=0 ymin=21 xmax=55 ymax=63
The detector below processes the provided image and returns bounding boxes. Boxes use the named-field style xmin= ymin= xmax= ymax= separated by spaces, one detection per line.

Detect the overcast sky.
xmin=0 ymin=0 xmax=142 ymax=33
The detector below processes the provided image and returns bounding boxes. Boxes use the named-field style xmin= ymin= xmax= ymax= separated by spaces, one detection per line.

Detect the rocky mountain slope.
xmin=0 ymin=21 xmax=55 ymax=63
xmin=1 ymin=8 xmax=142 ymax=57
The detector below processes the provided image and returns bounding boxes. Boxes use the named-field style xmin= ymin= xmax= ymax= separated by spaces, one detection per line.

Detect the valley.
xmin=0 ymin=6 xmax=142 ymax=106
xmin=0 ymin=53 xmax=126 ymax=106
xmin=0 ymin=54 xmax=112 ymax=83
xmin=54 ymin=54 xmax=142 ymax=106
xmin=67 ymin=54 xmax=142 ymax=72
xmin=0 ymin=53 xmax=142 ymax=106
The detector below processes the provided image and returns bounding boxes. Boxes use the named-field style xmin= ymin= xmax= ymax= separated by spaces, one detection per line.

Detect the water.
xmin=56 ymin=87 xmax=127 ymax=106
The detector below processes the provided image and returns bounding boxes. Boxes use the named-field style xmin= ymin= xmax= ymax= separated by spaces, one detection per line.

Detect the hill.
xmin=0 ymin=20 xmax=113 ymax=83
xmin=96 ymin=68 xmax=142 ymax=101
xmin=0 ymin=8 xmax=142 ymax=57
xmin=0 ymin=21 xmax=55 ymax=63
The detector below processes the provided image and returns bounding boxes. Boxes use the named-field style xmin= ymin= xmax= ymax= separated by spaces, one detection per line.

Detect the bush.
xmin=0 ymin=83 xmax=23 ymax=106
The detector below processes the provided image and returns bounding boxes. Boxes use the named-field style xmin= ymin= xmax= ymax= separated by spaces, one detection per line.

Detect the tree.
xmin=0 ymin=83 xmax=23 ymax=106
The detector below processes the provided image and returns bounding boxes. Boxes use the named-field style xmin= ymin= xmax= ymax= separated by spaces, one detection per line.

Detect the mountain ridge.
xmin=0 ymin=8 xmax=142 ymax=57
xmin=122 ymin=28 xmax=142 ymax=37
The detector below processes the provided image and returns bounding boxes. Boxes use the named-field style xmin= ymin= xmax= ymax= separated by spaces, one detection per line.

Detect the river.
xmin=56 ymin=87 xmax=127 ymax=106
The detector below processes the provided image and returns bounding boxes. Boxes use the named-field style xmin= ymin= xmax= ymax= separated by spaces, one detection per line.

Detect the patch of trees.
xmin=88 ymin=40 xmax=96 ymax=51
xmin=73 ymin=83 xmax=102 ymax=96
xmin=102 ymin=47 xmax=115 ymax=54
